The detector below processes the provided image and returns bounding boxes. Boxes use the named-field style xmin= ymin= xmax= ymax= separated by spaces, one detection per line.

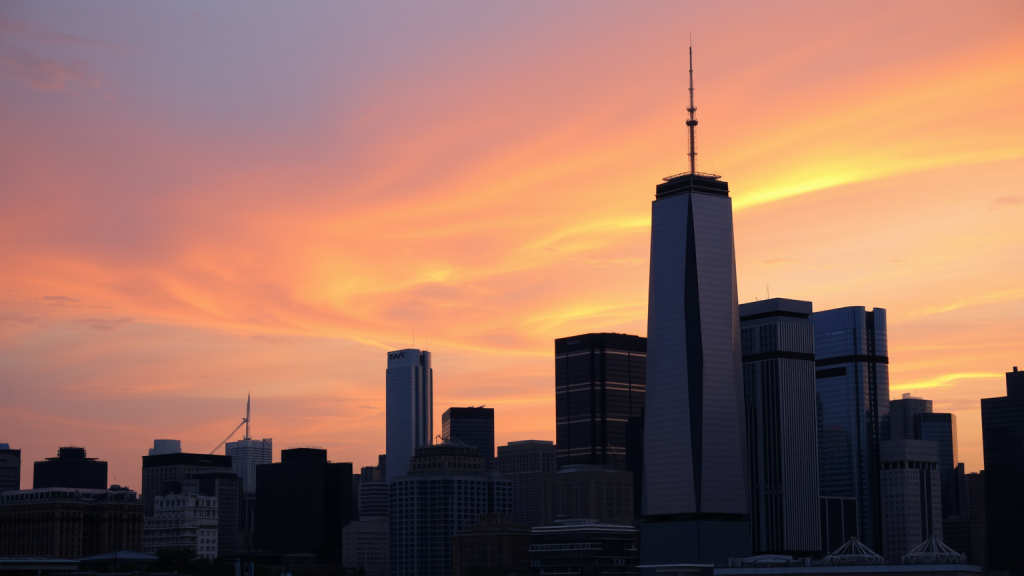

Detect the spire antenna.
xmin=686 ymin=38 xmax=698 ymax=174
xmin=245 ymin=392 xmax=251 ymax=441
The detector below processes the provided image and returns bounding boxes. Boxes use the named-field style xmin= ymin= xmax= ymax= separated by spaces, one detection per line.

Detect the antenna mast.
xmin=686 ymin=41 xmax=698 ymax=174
xmin=245 ymin=393 xmax=251 ymax=441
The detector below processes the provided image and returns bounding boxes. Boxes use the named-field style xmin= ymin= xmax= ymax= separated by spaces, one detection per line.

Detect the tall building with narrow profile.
xmin=738 ymin=298 xmax=820 ymax=555
xmin=640 ymin=46 xmax=751 ymax=569
xmin=386 ymin=349 xmax=433 ymax=482
xmin=555 ymin=333 xmax=646 ymax=470
xmin=981 ymin=366 xmax=1024 ymax=576
xmin=225 ymin=395 xmax=273 ymax=494
xmin=812 ymin=306 xmax=889 ymax=553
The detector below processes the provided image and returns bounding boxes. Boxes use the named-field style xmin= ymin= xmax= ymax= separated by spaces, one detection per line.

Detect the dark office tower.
xmin=812 ymin=306 xmax=889 ymax=552
xmin=33 ymin=446 xmax=107 ymax=490
xmin=141 ymin=452 xmax=233 ymax=516
xmin=497 ymin=440 xmax=556 ymax=526
xmin=981 ymin=366 xmax=1024 ymax=576
xmin=738 ymin=298 xmax=821 ymax=555
xmin=641 ymin=47 xmax=750 ymax=568
xmin=386 ymin=349 xmax=432 ymax=482
xmin=0 ymin=444 xmax=19 ymax=492
xmin=888 ymin=393 xmax=932 ymax=440
xmin=254 ymin=448 xmax=354 ymax=562
xmin=918 ymin=412 xmax=959 ymax=519
xmin=555 ymin=333 xmax=646 ymax=470
xmin=442 ymin=406 xmax=495 ymax=464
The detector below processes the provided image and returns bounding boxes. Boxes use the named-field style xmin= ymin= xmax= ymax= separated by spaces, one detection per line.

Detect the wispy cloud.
xmin=0 ymin=44 xmax=103 ymax=92
xmin=891 ymin=372 xmax=1001 ymax=392
xmin=70 ymin=317 xmax=134 ymax=331
xmin=991 ymin=195 xmax=1024 ymax=210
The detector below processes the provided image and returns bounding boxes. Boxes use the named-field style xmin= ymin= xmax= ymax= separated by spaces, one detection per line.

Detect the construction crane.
xmin=207 ymin=394 xmax=251 ymax=455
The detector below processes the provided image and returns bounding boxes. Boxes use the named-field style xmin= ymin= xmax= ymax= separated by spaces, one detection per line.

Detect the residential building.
xmin=148 ymin=440 xmax=181 ymax=456
xmin=442 ymin=406 xmax=496 ymax=465
xmin=389 ymin=442 xmax=512 ymax=576
xmin=452 ymin=514 xmax=531 ymax=576
xmin=0 ymin=486 xmax=143 ymax=558
xmin=918 ymin=412 xmax=960 ymax=519
xmin=739 ymin=298 xmax=821 ymax=555
xmin=641 ymin=52 xmax=750 ymax=566
xmin=254 ymin=448 xmax=353 ymax=561
xmin=879 ymin=439 xmax=942 ymax=561
xmin=143 ymin=490 xmax=218 ymax=559
xmin=888 ymin=393 xmax=932 ymax=441
xmin=812 ymin=306 xmax=889 ymax=552
xmin=0 ymin=444 xmax=19 ymax=492
xmin=981 ymin=366 xmax=1024 ymax=576
xmin=540 ymin=466 xmax=633 ymax=526
xmin=33 ymin=446 xmax=107 ymax=490
xmin=141 ymin=452 xmax=233 ymax=516
xmin=530 ymin=520 xmax=638 ymax=575
xmin=386 ymin=348 xmax=432 ymax=482
xmin=498 ymin=440 xmax=556 ymax=526
xmin=555 ymin=333 xmax=646 ymax=470
xmin=343 ymin=516 xmax=388 ymax=576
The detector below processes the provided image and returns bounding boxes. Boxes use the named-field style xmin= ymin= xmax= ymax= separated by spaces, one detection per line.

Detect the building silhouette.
xmin=254 ymin=448 xmax=353 ymax=561
xmin=0 ymin=444 xmax=19 ymax=492
xmin=555 ymin=333 xmax=646 ymax=471
xmin=888 ymin=393 xmax=932 ymax=441
xmin=879 ymin=439 xmax=942 ymax=560
xmin=451 ymin=514 xmax=530 ymax=576
xmin=739 ymin=298 xmax=821 ymax=555
xmin=530 ymin=520 xmax=638 ymax=575
xmin=497 ymin=439 xmax=556 ymax=527
xmin=386 ymin=349 xmax=432 ymax=482
xmin=624 ymin=410 xmax=644 ymax=520
xmin=225 ymin=394 xmax=272 ymax=495
xmin=812 ymin=306 xmax=889 ymax=552
xmin=442 ymin=406 xmax=495 ymax=465
xmin=188 ymin=471 xmax=242 ymax=557
xmin=33 ymin=447 xmax=107 ymax=490
xmin=918 ymin=412 xmax=960 ymax=519
xmin=141 ymin=452 xmax=232 ymax=516
xmin=389 ymin=443 xmax=511 ymax=576
xmin=641 ymin=47 xmax=750 ymax=567
xmin=981 ymin=366 xmax=1024 ymax=575
xmin=540 ymin=466 xmax=633 ymax=526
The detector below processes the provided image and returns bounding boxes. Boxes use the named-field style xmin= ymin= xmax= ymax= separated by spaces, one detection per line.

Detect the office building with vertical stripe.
xmin=555 ymin=333 xmax=646 ymax=470
xmin=738 ymin=298 xmax=820 ymax=555
xmin=640 ymin=170 xmax=751 ymax=569
xmin=812 ymin=306 xmax=889 ymax=553
xmin=386 ymin=349 xmax=432 ymax=483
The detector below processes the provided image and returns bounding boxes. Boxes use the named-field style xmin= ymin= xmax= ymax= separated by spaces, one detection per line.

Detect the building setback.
xmin=451 ymin=514 xmax=531 ymax=576
xmin=254 ymin=448 xmax=353 ymax=562
xmin=879 ymin=439 xmax=942 ymax=561
xmin=33 ymin=447 xmax=107 ymax=490
xmin=386 ymin=349 xmax=433 ymax=482
xmin=497 ymin=440 xmax=556 ymax=527
xmin=141 ymin=452 xmax=233 ymax=516
xmin=738 ymin=298 xmax=821 ymax=555
xmin=0 ymin=487 xmax=143 ymax=558
xmin=0 ymin=444 xmax=19 ymax=492
xmin=812 ymin=306 xmax=889 ymax=553
xmin=555 ymin=333 xmax=646 ymax=471
xmin=442 ymin=406 xmax=495 ymax=464
xmin=540 ymin=466 xmax=633 ymax=526
xmin=981 ymin=366 xmax=1024 ymax=576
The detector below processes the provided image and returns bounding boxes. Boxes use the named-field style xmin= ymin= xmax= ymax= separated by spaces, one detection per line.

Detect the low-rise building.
xmin=343 ymin=516 xmax=388 ymax=576
xmin=530 ymin=520 xmax=637 ymax=575
xmin=452 ymin=514 xmax=531 ymax=576
xmin=142 ymin=490 xmax=219 ymax=559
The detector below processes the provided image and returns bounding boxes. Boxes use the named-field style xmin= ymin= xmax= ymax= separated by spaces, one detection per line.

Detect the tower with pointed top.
xmin=226 ymin=395 xmax=273 ymax=494
xmin=640 ymin=46 xmax=751 ymax=568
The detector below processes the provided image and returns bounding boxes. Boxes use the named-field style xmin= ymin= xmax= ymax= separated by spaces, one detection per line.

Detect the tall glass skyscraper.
xmin=386 ymin=349 xmax=433 ymax=482
xmin=226 ymin=438 xmax=273 ymax=494
xmin=812 ymin=306 xmax=889 ymax=553
xmin=554 ymin=333 xmax=646 ymax=470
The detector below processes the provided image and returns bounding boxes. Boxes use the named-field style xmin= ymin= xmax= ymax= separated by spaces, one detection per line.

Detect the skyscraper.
xmin=225 ymin=395 xmax=273 ymax=494
xmin=981 ymin=366 xmax=1024 ymax=576
xmin=641 ymin=46 xmax=751 ymax=568
xmin=497 ymin=440 xmax=556 ymax=526
xmin=888 ymin=393 xmax=932 ymax=441
xmin=879 ymin=439 xmax=942 ymax=560
xmin=442 ymin=406 xmax=495 ymax=465
xmin=739 ymin=298 xmax=821 ymax=555
xmin=33 ymin=446 xmax=107 ymax=490
xmin=812 ymin=306 xmax=889 ymax=552
xmin=386 ymin=348 xmax=432 ymax=482
xmin=918 ymin=412 xmax=959 ymax=519
xmin=555 ymin=333 xmax=646 ymax=470
xmin=0 ymin=444 xmax=19 ymax=492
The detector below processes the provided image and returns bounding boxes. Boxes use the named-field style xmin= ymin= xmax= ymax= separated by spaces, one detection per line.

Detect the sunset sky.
xmin=1 ymin=1 xmax=1022 ymax=491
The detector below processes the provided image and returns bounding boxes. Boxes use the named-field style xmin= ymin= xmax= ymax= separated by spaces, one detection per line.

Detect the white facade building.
xmin=142 ymin=491 xmax=219 ymax=559
xmin=225 ymin=438 xmax=272 ymax=494
xmin=386 ymin=349 xmax=432 ymax=482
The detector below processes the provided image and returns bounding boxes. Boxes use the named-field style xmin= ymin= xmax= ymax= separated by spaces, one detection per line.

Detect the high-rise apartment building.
xmin=0 ymin=444 xmax=19 ymax=492
xmin=981 ymin=366 xmax=1024 ymax=576
xmin=918 ymin=412 xmax=959 ymax=519
xmin=739 ymin=298 xmax=821 ymax=555
xmin=555 ymin=333 xmax=646 ymax=470
xmin=879 ymin=439 xmax=942 ymax=561
xmin=389 ymin=443 xmax=511 ymax=576
xmin=33 ymin=447 xmax=107 ymax=490
xmin=641 ymin=48 xmax=750 ymax=568
xmin=141 ymin=452 xmax=233 ymax=516
xmin=386 ymin=348 xmax=432 ymax=482
xmin=442 ymin=406 xmax=495 ymax=464
xmin=812 ymin=306 xmax=889 ymax=552
xmin=497 ymin=440 xmax=556 ymax=526
xmin=888 ymin=393 xmax=932 ymax=441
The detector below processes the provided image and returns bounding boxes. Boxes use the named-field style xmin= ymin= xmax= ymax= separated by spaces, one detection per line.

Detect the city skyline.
xmin=1 ymin=1 xmax=1022 ymax=493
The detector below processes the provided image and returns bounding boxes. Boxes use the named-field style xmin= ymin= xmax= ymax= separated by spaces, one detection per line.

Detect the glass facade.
xmin=555 ymin=333 xmax=646 ymax=470
xmin=812 ymin=306 xmax=889 ymax=553
xmin=386 ymin=349 xmax=433 ymax=482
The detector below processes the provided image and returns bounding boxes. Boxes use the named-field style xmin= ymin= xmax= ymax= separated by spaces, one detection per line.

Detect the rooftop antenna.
xmin=766 ymin=283 xmax=770 ymax=300
xmin=245 ymin=393 xmax=251 ymax=441
xmin=686 ymin=35 xmax=698 ymax=174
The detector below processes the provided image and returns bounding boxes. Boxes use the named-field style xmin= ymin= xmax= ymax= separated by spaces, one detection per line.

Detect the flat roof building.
xmin=33 ymin=446 xmax=107 ymax=490
xmin=0 ymin=444 xmax=19 ymax=493
xmin=141 ymin=452 xmax=233 ymax=516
